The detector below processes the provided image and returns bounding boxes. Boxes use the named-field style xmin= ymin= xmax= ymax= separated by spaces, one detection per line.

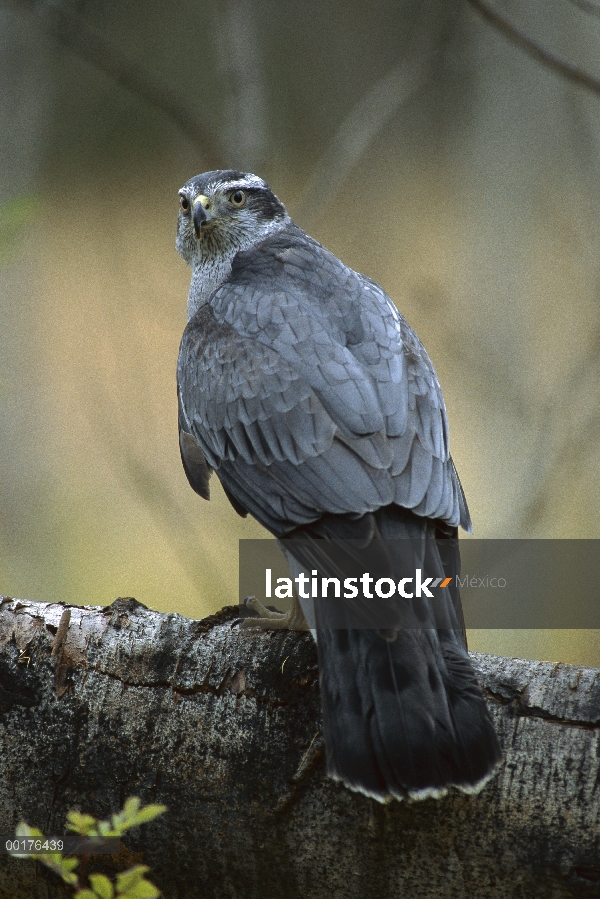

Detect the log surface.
xmin=0 ymin=596 xmax=599 ymax=899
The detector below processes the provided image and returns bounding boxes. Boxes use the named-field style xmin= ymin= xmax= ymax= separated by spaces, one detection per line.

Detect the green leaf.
xmin=36 ymin=854 xmax=79 ymax=885
xmin=122 ymin=797 xmax=142 ymax=816
xmin=116 ymin=879 xmax=160 ymax=899
xmin=36 ymin=852 xmax=62 ymax=871
xmin=117 ymin=883 xmax=160 ymax=899
xmin=115 ymin=865 xmax=149 ymax=892
xmin=125 ymin=805 xmax=167 ymax=827
xmin=110 ymin=799 xmax=166 ymax=833
xmin=60 ymin=857 xmax=80 ymax=872
xmin=111 ymin=797 xmax=139 ymax=832
xmin=10 ymin=825 xmax=52 ymax=859
xmin=15 ymin=823 xmax=45 ymax=839
xmin=67 ymin=812 xmax=99 ymax=835
xmin=74 ymin=890 xmax=98 ymax=899
xmin=88 ymin=874 xmax=115 ymax=899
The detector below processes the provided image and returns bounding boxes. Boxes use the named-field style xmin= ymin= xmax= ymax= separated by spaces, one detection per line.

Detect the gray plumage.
xmin=176 ymin=170 xmax=501 ymax=801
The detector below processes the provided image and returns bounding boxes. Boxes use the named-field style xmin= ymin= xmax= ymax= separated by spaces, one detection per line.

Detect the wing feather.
xmin=177 ymin=224 xmax=470 ymax=533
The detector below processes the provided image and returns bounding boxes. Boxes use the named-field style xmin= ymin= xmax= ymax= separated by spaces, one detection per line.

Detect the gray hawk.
xmin=176 ymin=169 xmax=501 ymax=801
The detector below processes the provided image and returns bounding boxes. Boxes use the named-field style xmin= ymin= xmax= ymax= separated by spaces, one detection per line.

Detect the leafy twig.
xmin=10 ymin=798 xmax=167 ymax=899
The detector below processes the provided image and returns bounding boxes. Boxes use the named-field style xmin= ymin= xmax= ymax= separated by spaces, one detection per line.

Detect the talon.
xmin=238 ymin=594 xmax=309 ymax=632
xmin=245 ymin=596 xmax=288 ymax=620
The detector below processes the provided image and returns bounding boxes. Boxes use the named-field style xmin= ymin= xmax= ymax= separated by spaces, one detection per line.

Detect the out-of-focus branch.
xmin=293 ymin=45 xmax=435 ymax=227
xmin=467 ymin=0 xmax=600 ymax=96
xmin=517 ymin=336 xmax=600 ymax=533
xmin=293 ymin=1 xmax=459 ymax=227
xmin=1 ymin=0 xmax=220 ymax=160
xmin=568 ymin=0 xmax=600 ymax=17
xmin=212 ymin=0 xmax=268 ymax=172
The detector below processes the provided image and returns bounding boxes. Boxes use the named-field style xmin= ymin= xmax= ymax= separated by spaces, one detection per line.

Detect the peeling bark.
xmin=0 ymin=596 xmax=599 ymax=899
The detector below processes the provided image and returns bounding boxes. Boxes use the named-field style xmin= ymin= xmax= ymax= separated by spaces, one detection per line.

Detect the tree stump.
xmin=0 ymin=595 xmax=599 ymax=898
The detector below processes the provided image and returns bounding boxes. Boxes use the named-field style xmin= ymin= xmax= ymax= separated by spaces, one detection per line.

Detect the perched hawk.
xmin=176 ymin=169 xmax=501 ymax=801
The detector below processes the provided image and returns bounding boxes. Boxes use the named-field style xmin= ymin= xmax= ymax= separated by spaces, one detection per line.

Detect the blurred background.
xmin=1 ymin=0 xmax=599 ymax=663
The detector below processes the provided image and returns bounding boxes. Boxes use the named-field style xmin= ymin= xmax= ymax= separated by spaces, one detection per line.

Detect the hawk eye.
xmin=229 ymin=190 xmax=246 ymax=208
xmin=179 ymin=193 xmax=190 ymax=213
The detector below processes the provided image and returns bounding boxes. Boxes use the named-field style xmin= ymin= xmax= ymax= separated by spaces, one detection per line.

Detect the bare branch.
xmin=292 ymin=1 xmax=464 ymax=227
xmin=1 ymin=0 xmax=220 ymax=161
xmin=568 ymin=0 xmax=600 ymax=17
xmin=2 ymin=598 xmax=600 ymax=898
xmin=212 ymin=0 xmax=268 ymax=171
xmin=293 ymin=44 xmax=435 ymax=227
xmin=467 ymin=0 xmax=600 ymax=96
xmin=516 ymin=338 xmax=600 ymax=533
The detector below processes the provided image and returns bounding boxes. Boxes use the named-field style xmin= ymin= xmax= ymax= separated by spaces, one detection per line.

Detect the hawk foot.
xmin=240 ymin=595 xmax=309 ymax=631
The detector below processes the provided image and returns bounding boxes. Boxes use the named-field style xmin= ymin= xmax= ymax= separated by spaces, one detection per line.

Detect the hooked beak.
xmin=193 ymin=195 xmax=211 ymax=238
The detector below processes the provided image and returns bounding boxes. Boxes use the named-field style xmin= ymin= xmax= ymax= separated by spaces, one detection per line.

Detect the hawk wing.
xmin=177 ymin=222 xmax=471 ymax=536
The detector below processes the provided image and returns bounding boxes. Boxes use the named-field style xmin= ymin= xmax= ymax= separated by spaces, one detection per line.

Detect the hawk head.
xmin=176 ymin=170 xmax=289 ymax=266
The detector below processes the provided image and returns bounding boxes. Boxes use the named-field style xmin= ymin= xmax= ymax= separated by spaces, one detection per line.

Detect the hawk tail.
xmin=317 ymin=626 xmax=501 ymax=801
xmin=282 ymin=505 xmax=502 ymax=801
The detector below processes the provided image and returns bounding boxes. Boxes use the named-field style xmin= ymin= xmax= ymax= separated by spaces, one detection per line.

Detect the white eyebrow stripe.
xmin=211 ymin=175 xmax=265 ymax=193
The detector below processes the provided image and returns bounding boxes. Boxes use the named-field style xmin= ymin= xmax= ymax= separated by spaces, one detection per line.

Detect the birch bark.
xmin=0 ymin=596 xmax=599 ymax=899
